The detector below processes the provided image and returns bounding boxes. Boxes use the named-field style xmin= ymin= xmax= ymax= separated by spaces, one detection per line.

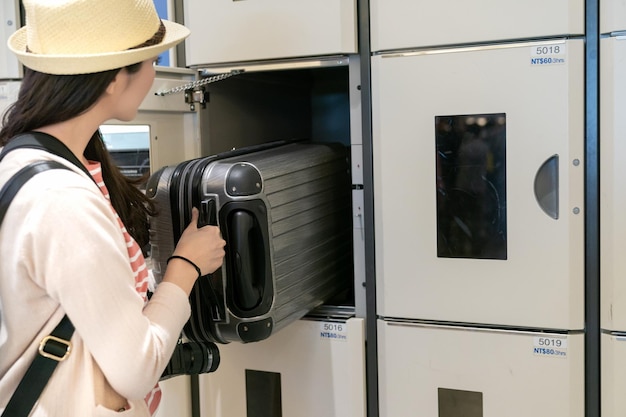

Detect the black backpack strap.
xmin=0 ymin=160 xmax=76 ymax=417
xmin=1 ymin=316 xmax=73 ymax=417
xmin=0 ymin=131 xmax=91 ymax=178
xmin=0 ymin=160 xmax=69 ymax=221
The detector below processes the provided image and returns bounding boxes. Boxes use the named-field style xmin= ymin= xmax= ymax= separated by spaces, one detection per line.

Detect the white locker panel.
xmin=378 ymin=321 xmax=585 ymax=417
xmin=602 ymin=333 xmax=626 ymax=417
xmin=0 ymin=80 xmax=20 ymax=122
xmin=352 ymin=189 xmax=367 ymax=318
xmin=183 ymin=0 xmax=357 ymax=66
xmin=370 ymin=0 xmax=584 ymax=52
xmin=600 ymin=36 xmax=626 ymax=332
xmin=601 ymin=0 xmax=626 ymax=34
xmin=372 ymin=40 xmax=585 ymax=330
xmin=0 ymin=0 xmax=20 ymax=79
xmin=198 ymin=318 xmax=366 ymax=417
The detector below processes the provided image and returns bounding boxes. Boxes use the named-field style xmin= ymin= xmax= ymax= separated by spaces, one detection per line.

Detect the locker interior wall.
xmin=197 ymin=66 xmax=351 ymax=156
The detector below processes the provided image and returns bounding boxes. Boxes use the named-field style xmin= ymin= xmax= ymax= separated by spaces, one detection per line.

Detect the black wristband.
xmin=167 ymin=255 xmax=202 ymax=279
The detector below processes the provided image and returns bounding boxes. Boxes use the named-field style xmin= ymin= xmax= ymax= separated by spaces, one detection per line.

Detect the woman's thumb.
xmin=190 ymin=207 xmax=199 ymax=228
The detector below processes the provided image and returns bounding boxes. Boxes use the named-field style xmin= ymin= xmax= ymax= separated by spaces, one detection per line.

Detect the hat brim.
xmin=8 ymin=19 xmax=190 ymax=75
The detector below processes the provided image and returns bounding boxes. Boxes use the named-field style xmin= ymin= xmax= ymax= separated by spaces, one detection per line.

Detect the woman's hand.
xmin=163 ymin=208 xmax=226 ymax=294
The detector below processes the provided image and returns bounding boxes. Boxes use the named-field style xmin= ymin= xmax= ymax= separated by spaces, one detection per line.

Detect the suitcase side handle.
xmin=229 ymin=209 xmax=264 ymax=310
xmin=221 ymin=200 xmax=273 ymax=317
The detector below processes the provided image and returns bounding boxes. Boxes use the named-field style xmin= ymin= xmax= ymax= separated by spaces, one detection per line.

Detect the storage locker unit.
xmin=600 ymin=0 xmax=626 ymax=34
xmin=183 ymin=0 xmax=357 ymax=66
xmin=378 ymin=321 xmax=584 ymax=417
xmin=372 ymin=39 xmax=585 ymax=330
xmin=199 ymin=315 xmax=366 ymax=417
xmin=0 ymin=0 xmax=21 ymax=79
xmin=600 ymin=35 xmax=626 ymax=332
xmin=370 ymin=0 xmax=584 ymax=52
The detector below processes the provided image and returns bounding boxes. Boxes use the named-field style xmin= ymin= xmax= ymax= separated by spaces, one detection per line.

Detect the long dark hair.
xmin=0 ymin=64 xmax=156 ymax=248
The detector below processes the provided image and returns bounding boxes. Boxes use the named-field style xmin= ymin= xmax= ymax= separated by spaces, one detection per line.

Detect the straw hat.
xmin=8 ymin=0 xmax=191 ymax=75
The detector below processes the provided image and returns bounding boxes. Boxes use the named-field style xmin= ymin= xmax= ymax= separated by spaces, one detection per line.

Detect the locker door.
xmin=600 ymin=0 xmax=626 ymax=34
xmin=600 ymin=35 xmax=626 ymax=332
xmin=370 ymin=0 xmax=584 ymax=52
xmin=198 ymin=317 xmax=366 ymax=417
xmin=602 ymin=333 xmax=626 ymax=417
xmin=372 ymin=39 xmax=585 ymax=330
xmin=378 ymin=321 xmax=584 ymax=417
xmin=183 ymin=0 xmax=357 ymax=66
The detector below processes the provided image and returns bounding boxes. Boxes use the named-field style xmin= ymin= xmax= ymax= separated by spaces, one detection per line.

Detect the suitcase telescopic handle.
xmin=229 ymin=210 xmax=263 ymax=311
xmin=198 ymin=199 xmax=217 ymax=228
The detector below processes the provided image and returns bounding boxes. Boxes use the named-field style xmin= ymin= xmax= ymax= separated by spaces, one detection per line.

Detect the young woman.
xmin=0 ymin=0 xmax=226 ymax=415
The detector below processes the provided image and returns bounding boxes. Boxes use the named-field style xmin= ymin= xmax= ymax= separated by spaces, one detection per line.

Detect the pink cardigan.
xmin=0 ymin=148 xmax=190 ymax=416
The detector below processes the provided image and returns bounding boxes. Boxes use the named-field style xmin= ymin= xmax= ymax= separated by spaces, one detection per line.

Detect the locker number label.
xmin=533 ymin=336 xmax=567 ymax=358
xmin=319 ymin=322 xmax=348 ymax=342
xmin=530 ymin=43 xmax=567 ymax=66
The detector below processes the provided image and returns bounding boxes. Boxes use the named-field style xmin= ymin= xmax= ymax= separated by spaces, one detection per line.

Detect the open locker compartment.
xmin=194 ymin=57 xmax=354 ymax=154
xmin=188 ymin=55 xmax=364 ymax=318
xmin=147 ymin=57 xmax=364 ymax=343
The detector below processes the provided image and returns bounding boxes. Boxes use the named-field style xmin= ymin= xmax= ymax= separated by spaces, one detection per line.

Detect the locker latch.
xmin=184 ymin=87 xmax=209 ymax=111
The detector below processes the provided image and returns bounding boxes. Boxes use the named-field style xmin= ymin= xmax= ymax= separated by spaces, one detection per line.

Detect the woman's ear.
xmin=105 ymin=70 xmax=128 ymax=96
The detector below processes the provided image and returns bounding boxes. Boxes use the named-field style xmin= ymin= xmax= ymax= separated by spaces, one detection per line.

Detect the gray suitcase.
xmin=146 ymin=141 xmax=353 ymax=344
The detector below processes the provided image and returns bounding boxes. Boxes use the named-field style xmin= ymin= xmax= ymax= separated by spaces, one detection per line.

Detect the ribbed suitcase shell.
xmin=147 ymin=141 xmax=353 ymax=343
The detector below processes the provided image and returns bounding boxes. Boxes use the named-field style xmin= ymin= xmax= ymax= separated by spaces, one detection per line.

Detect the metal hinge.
xmin=184 ymin=87 xmax=209 ymax=111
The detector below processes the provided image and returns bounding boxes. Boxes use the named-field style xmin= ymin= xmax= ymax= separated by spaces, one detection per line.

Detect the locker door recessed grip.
xmin=534 ymin=155 xmax=559 ymax=219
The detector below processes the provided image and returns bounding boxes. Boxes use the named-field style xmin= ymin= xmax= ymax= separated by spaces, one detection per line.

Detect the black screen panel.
xmin=436 ymin=114 xmax=507 ymax=260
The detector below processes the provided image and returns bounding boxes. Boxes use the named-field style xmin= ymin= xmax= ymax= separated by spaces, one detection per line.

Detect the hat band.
xmin=129 ymin=20 xmax=166 ymax=49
